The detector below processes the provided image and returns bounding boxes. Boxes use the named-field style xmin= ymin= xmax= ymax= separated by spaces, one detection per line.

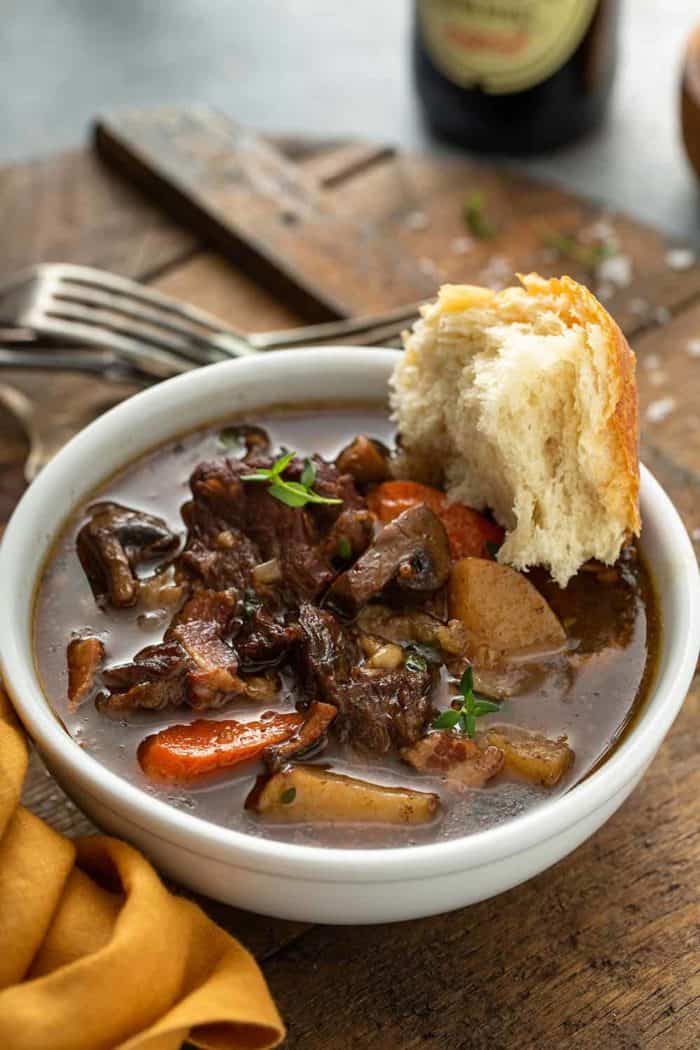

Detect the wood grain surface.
xmin=3 ymin=125 xmax=698 ymax=1049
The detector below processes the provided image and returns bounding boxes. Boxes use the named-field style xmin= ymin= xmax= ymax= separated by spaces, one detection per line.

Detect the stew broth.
xmin=34 ymin=406 xmax=659 ymax=848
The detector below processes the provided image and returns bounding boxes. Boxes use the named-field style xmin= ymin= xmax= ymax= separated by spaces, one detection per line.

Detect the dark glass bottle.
xmin=413 ymin=0 xmax=619 ymax=154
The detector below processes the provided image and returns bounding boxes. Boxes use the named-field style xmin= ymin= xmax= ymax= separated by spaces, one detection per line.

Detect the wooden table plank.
xmin=0 ymin=149 xmax=196 ymax=282
xmin=263 ymin=682 xmax=700 ymax=1050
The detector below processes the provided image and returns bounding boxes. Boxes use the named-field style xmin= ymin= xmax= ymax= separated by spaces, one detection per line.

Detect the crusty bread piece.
xmin=390 ymin=274 xmax=640 ymax=587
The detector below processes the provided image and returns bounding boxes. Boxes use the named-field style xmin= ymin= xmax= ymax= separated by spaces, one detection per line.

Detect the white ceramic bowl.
xmin=1 ymin=349 xmax=698 ymax=924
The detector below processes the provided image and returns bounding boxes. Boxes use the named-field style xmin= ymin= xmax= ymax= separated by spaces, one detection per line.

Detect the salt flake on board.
xmin=665 ymin=248 xmax=696 ymax=271
xmin=596 ymin=254 xmax=632 ymax=288
xmin=646 ymin=397 xmax=676 ymax=423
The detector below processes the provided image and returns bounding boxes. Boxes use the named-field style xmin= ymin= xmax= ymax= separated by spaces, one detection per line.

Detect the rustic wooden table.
xmin=2 ymin=135 xmax=699 ymax=1049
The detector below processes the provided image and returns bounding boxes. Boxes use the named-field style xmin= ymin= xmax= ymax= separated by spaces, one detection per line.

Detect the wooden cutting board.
xmin=94 ymin=105 xmax=700 ymax=337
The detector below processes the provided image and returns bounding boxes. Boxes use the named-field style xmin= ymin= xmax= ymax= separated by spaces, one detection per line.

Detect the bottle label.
xmin=418 ymin=0 xmax=598 ymax=94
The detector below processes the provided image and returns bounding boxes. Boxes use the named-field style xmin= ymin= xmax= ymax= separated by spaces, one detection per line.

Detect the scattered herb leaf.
xmin=405 ymin=650 xmax=428 ymax=673
xmin=218 ymin=427 xmax=243 ymax=452
xmin=405 ymin=641 xmax=442 ymax=666
xmin=280 ymin=787 xmax=297 ymax=805
xmin=463 ymin=191 xmax=496 ymax=239
xmin=544 ymin=232 xmax=617 ymax=273
xmin=337 ymin=536 xmax=352 ymax=561
xmin=241 ymin=450 xmax=342 ymax=508
xmin=432 ymin=666 xmax=501 ymax=738
xmin=241 ymin=589 xmax=262 ymax=620
xmin=485 ymin=540 xmax=501 ymax=560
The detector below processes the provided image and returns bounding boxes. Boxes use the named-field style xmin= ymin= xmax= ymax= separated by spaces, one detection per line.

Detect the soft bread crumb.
xmin=391 ymin=274 xmax=640 ymax=587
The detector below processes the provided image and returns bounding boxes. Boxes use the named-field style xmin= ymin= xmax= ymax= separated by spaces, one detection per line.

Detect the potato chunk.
xmin=482 ymin=724 xmax=574 ymax=787
xmin=449 ymin=558 xmax=565 ymax=660
xmin=246 ymin=765 xmax=440 ymax=825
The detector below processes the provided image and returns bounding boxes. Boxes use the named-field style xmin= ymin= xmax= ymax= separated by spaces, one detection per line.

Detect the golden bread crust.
xmin=518 ymin=273 xmax=640 ymax=536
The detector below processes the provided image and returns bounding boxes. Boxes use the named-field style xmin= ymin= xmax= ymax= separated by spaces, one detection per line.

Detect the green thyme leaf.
xmin=432 ymin=708 xmax=461 ymax=730
xmin=459 ymin=666 xmax=474 ymax=697
xmin=300 ymin=457 xmax=316 ymax=488
xmin=269 ymin=450 xmax=296 ymax=477
xmin=473 ymin=699 xmax=501 ymax=716
xmin=241 ymin=450 xmax=342 ymax=509
xmin=337 ymin=536 xmax=352 ymax=561
xmin=405 ymin=651 xmax=428 ymax=674
xmin=463 ymin=191 xmax=496 ymax=239
xmin=267 ymin=481 xmax=309 ymax=508
xmin=432 ymin=665 xmax=501 ymax=738
xmin=280 ymin=787 xmax=297 ymax=805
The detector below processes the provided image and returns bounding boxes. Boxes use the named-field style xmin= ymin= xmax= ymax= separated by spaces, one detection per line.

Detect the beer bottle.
xmin=413 ymin=1 xmax=619 ymax=153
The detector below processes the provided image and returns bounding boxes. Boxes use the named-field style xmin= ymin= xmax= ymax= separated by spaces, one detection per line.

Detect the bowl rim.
xmin=1 ymin=347 xmax=698 ymax=883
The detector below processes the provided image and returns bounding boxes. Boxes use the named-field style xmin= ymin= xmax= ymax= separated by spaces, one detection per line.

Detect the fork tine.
xmin=19 ymin=313 xmax=192 ymax=379
xmin=43 ymin=265 xmax=423 ymax=350
xmin=42 ymin=264 xmax=240 ymax=336
xmin=247 ymin=300 xmax=423 ymax=350
xmin=50 ymin=284 xmax=252 ymax=362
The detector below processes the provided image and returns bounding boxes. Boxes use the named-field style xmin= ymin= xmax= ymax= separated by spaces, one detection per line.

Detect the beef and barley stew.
xmin=34 ymin=406 xmax=659 ymax=848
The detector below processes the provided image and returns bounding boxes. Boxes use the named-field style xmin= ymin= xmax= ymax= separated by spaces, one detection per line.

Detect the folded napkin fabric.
xmin=0 ymin=686 xmax=284 ymax=1050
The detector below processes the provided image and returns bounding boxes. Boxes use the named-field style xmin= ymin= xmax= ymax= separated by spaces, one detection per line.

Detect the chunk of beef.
xmin=189 ymin=458 xmax=329 ymax=600
xmin=77 ymin=502 xmax=179 ymax=608
xmin=402 ymin=733 xmax=505 ymax=788
xmin=325 ymin=505 xmax=450 ymax=619
xmin=236 ymin=607 xmax=302 ymax=671
xmin=99 ymin=589 xmax=273 ymax=713
xmin=295 ymin=603 xmax=358 ymax=701
xmin=334 ymin=667 xmax=433 ymax=754
xmin=166 ymin=589 xmax=245 ymax=710
xmin=100 ymin=639 xmax=191 ymax=711
xmin=188 ymin=453 xmax=368 ymax=603
xmin=67 ymin=636 xmax=105 ymax=709
xmin=180 ymin=500 xmax=260 ymax=593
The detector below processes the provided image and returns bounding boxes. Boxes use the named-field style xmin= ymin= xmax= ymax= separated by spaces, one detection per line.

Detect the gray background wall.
xmin=2 ymin=1 xmax=698 ymax=243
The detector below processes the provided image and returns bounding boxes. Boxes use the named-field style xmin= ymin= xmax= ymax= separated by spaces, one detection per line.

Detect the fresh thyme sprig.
xmin=241 ymin=451 xmax=342 ymax=509
xmin=544 ymin=232 xmax=617 ymax=272
xmin=432 ymin=667 xmax=500 ymax=738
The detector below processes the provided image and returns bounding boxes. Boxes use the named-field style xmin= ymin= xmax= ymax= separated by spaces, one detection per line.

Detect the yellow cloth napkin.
xmin=0 ymin=686 xmax=285 ymax=1050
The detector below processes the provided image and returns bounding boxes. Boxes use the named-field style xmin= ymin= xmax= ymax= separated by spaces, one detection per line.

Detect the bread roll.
xmin=390 ymin=273 xmax=640 ymax=587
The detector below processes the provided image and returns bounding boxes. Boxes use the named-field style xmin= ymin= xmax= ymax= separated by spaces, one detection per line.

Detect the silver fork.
xmin=0 ymin=264 xmax=421 ymax=379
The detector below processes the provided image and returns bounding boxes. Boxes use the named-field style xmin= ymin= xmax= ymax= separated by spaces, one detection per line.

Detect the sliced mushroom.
xmin=246 ymin=765 xmax=440 ymax=825
xmin=325 ymin=505 xmax=450 ymax=618
xmin=219 ymin=423 xmax=271 ymax=457
xmin=357 ymin=605 xmax=467 ymax=658
xmin=66 ymin=636 xmax=105 ymax=709
xmin=77 ymin=502 xmax=179 ymax=608
xmin=335 ymin=435 xmax=391 ymax=484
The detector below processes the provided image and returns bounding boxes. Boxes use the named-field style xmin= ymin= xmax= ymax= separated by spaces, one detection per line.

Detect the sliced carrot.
xmin=368 ymin=481 xmax=504 ymax=560
xmin=138 ymin=711 xmax=304 ymax=783
xmin=438 ymin=502 xmax=505 ymax=560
